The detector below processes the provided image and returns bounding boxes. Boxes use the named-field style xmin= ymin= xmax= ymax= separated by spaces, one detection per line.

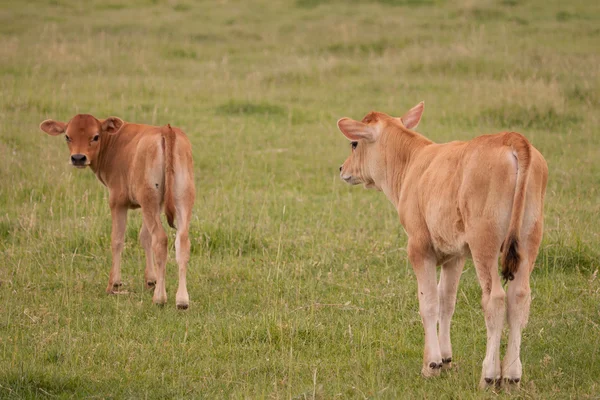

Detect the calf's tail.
xmin=162 ymin=124 xmax=177 ymax=229
xmin=500 ymin=132 xmax=532 ymax=282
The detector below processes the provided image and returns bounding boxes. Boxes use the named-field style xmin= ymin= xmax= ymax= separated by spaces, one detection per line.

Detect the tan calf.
xmin=337 ymin=102 xmax=547 ymax=388
xmin=40 ymin=114 xmax=195 ymax=309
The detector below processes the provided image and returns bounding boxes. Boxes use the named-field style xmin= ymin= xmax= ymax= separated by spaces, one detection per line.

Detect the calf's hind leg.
xmin=139 ymin=221 xmax=157 ymax=288
xmin=502 ymin=219 xmax=542 ymax=387
xmin=501 ymin=261 xmax=530 ymax=387
xmin=141 ymin=204 xmax=168 ymax=305
xmin=174 ymin=216 xmax=191 ymax=310
xmin=174 ymin=183 xmax=194 ymax=310
xmin=471 ymin=246 xmax=505 ymax=389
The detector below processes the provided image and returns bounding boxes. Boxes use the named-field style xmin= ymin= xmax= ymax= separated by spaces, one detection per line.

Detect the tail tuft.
xmin=501 ymin=234 xmax=520 ymax=282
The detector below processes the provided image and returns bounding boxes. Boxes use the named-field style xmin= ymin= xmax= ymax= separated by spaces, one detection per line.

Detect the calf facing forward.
xmin=40 ymin=114 xmax=195 ymax=309
xmin=337 ymin=103 xmax=547 ymax=388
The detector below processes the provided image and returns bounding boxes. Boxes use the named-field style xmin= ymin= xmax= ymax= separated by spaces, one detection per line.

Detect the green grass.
xmin=1 ymin=0 xmax=599 ymax=398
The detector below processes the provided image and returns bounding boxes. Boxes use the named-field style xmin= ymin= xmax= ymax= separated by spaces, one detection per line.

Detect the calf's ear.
xmin=337 ymin=118 xmax=377 ymax=142
xmin=40 ymin=120 xmax=67 ymax=136
xmin=399 ymin=101 xmax=424 ymax=129
xmin=101 ymin=117 xmax=124 ymax=135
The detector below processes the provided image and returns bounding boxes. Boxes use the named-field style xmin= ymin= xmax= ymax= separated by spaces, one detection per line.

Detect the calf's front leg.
xmin=107 ymin=205 xmax=128 ymax=293
xmin=408 ymin=239 xmax=443 ymax=377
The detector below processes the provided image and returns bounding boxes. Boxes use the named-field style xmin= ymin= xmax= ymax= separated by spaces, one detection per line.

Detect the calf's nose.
xmin=71 ymin=154 xmax=87 ymax=164
xmin=339 ymin=166 xmax=342 ymax=171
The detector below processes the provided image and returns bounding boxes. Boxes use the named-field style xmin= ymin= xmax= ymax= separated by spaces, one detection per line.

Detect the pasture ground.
xmin=0 ymin=0 xmax=599 ymax=398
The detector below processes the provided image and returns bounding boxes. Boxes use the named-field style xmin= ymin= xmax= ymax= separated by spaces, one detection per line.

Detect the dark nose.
xmin=339 ymin=166 xmax=342 ymax=171
xmin=71 ymin=154 xmax=87 ymax=165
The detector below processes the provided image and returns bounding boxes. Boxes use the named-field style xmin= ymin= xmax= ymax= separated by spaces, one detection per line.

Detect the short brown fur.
xmin=40 ymin=114 xmax=195 ymax=309
xmin=337 ymin=103 xmax=547 ymax=388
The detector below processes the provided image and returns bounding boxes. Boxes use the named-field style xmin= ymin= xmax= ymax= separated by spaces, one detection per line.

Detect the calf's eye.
xmin=65 ymin=135 xmax=72 ymax=142
xmin=351 ymin=141 xmax=358 ymax=150
xmin=92 ymin=135 xmax=100 ymax=142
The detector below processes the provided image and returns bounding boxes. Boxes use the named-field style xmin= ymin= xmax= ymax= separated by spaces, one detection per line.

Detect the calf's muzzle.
xmin=71 ymin=153 xmax=87 ymax=166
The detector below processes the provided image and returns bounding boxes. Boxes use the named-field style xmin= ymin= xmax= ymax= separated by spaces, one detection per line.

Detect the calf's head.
xmin=337 ymin=101 xmax=424 ymax=189
xmin=40 ymin=114 xmax=124 ymax=168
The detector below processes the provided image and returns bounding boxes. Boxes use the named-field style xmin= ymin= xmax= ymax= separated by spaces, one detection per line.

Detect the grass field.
xmin=1 ymin=0 xmax=599 ymax=398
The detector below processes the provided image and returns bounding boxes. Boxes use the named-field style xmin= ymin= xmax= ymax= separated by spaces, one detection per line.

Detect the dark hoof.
xmin=504 ymin=378 xmax=520 ymax=384
xmin=106 ymin=282 xmax=123 ymax=294
xmin=429 ymin=362 xmax=442 ymax=369
xmin=176 ymin=303 xmax=189 ymax=310
xmin=483 ymin=377 xmax=502 ymax=388
xmin=442 ymin=357 xmax=452 ymax=364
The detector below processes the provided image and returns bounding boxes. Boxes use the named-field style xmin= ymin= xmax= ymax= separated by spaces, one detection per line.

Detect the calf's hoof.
xmin=501 ymin=377 xmax=521 ymax=391
xmin=441 ymin=357 xmax=453 ymax=370
xmin=176 ymin=292 xmax=189 ymax=310
xmin=106 ymin=282 xmax=123 ymax=294
xmin=479 ymin=376 xmax=501 ymax=390
xmin=422 ymin=361 xmax=442 ymax=378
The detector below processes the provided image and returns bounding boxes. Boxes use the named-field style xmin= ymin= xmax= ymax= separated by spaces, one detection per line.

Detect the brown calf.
xmin=337 ymin=102 xmax=547 ymax=388
xmin=40 ymin=114 xmax=195 ymax=309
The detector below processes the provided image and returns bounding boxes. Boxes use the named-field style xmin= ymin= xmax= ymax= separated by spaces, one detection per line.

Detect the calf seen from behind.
xmin=337 ymin=102 xmax=548 ymax=388
xmin=40 ymin=114 xmax=195 ymax=309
